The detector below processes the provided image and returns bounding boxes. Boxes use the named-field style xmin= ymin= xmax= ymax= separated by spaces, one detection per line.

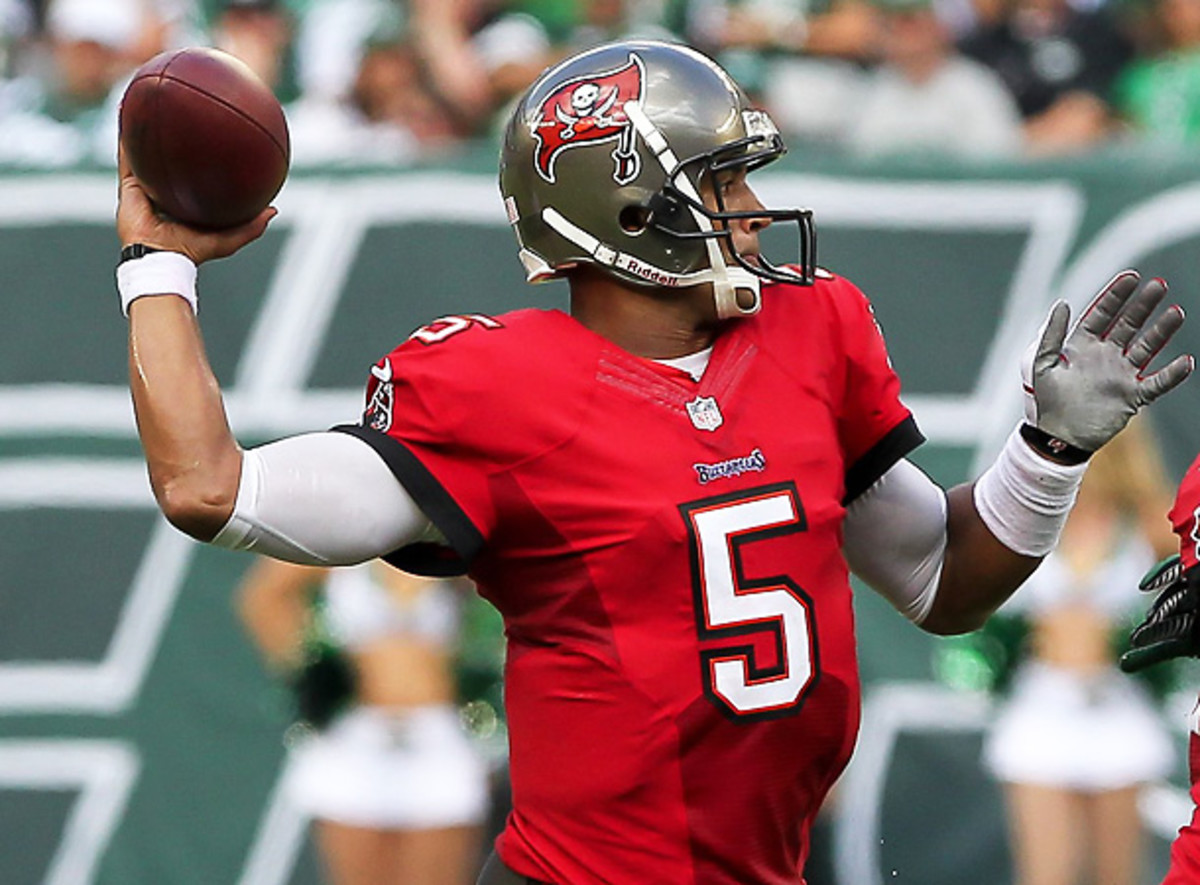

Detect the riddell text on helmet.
xmin=623 ymin=258 xmax=679 ymax=285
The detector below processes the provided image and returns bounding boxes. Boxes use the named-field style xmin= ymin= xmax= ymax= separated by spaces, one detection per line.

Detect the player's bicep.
xmin=213 ymin=431 xmax=440 ymax=565
xmin=843 ymin=459 xmax=947 ymax=625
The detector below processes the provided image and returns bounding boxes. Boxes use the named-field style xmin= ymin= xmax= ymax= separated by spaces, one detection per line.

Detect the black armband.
xmin=118 ymin=243 xmax=164 ymax=265
xmin=1019 ymin=423 xmax=1093 ymax=466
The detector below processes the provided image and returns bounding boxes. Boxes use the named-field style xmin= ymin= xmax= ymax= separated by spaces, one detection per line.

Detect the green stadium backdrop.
xmin=3 ymin=146 xmax=1200 ymax=884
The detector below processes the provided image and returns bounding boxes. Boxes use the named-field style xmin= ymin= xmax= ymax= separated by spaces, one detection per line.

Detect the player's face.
xmin=705 ymin=165 xmax=770 ymax=266
xmin=678 ymin=165 xmax=771 ymax=316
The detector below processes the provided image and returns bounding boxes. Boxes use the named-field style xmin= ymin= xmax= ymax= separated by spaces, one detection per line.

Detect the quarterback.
xmin=114 ymin=41 xmax=1190 ymax=885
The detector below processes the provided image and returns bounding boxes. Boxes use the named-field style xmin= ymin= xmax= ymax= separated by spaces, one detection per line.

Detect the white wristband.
xmin=973 ymin=425 xmax=1088 ymax=557
xmin=116 ymin=252 xmax=198 ymax=316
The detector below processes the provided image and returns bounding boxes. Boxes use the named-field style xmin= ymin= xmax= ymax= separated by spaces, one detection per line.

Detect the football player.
xmin=114 ymin=40 xmax=1191 ymax=885
xmin=1122 ymin=455 xmax=1200 ymax=882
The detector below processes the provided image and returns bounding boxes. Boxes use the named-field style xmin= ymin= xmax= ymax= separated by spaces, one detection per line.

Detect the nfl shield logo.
xmin=686 ymin=396 xmax=723 ymax=432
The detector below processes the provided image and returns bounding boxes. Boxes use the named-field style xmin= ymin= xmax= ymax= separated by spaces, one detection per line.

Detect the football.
xmin=119 ymin=47 xmax=290 ymax=230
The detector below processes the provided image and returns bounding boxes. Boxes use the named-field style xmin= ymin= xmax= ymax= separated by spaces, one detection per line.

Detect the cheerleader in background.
xmin=982 ymin=416 xmax=1179 ymax=885
xmin=237 ymin=558 xmax=494 ymax=885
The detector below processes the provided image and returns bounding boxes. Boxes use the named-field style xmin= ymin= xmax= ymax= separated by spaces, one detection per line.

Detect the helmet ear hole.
xmin=619 ymin=205 xmax=652 ymax=233
xmin=646 ymin=191 xmax=687 ymax=232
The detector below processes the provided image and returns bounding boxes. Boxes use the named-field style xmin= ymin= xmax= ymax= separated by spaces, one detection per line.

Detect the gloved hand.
xmin=1120 ymin=554 xmax=1200 ymax=673
xmin=1023 ymin=271 xmax=1192 ymax=456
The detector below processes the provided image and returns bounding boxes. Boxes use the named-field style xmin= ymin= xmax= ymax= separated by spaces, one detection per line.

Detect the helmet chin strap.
xmin=541 ymin=207 xmax=761 ymax=317
xmin=699 ymin=230 xmax=761 ymax=319
xmin=710 ymin=266 xmax=762 ymax=319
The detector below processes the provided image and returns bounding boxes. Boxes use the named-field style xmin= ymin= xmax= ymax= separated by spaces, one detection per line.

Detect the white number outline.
xmin=409 ymin=314 xmax=503 ymax=345
xmin=681 ymin=482 xmax=818 ymax=720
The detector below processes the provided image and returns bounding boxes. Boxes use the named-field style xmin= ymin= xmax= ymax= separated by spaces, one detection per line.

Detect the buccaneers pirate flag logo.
xmin=532 ymin=54 xmax=645 ymax=185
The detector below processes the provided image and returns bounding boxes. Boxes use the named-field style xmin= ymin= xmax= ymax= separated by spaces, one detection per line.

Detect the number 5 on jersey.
xmin=681 ymin=483 xmax=818 ymax=720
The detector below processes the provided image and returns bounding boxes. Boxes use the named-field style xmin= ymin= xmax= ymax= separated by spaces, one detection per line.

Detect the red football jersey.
xmin=1164 ymin=456 xmax=1200 ymax=883
xmin=1164 ymin=702 xmax=1200 ymax=883
xmin=1170 ymin=454 xmax=1200 ymax=571
xmin=337 ymin=274 xmax=922 ymax=884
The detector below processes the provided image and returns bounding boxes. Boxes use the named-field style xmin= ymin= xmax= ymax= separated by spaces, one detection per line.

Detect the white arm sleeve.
xmin=212 ymin=431 xmax=441 ymax=565
xmin=843 ymin=458 xmax=947 ymax=626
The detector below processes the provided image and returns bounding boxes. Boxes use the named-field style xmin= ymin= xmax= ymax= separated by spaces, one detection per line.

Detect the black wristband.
xmin=1019 ymin=423 xmax=1093 ymax=465
xmin=118 ymin=243 xmax=164 ymax=265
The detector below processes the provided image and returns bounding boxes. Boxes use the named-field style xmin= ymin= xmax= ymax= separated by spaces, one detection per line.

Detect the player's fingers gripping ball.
xmin=119 ymin=47 xmax=290 ymax=230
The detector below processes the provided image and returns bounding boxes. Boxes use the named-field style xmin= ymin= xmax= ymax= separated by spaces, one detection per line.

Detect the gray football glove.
xmin=1120 ymin=554 xmax=1200 ymax=673
xmin=1023 ymin=271 xmax=1192 ymax=454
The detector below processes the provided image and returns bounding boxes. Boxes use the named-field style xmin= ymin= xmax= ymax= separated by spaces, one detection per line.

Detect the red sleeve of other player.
xmin=1164 ymin=705 xmax=1200 ymax=883
xmin=1170 ymin=454 xmax=1200 ymax=571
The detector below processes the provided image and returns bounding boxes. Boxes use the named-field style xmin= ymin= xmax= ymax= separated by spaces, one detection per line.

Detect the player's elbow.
xmin=917 ymin=594 xmax=994 ymax=636
xmin=920 ymin=608 xmax=991 ymax=636
xmin=152 ymin=470 xmax=237 ymax=542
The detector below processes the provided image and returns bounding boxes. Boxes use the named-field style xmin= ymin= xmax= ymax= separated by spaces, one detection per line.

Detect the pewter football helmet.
xmin=499 ymin=40 xmax=815 ymax=318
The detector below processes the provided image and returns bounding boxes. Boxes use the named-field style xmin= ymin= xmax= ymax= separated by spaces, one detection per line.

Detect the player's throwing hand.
xmin=116 ymin=145 xmax=275 ymax=266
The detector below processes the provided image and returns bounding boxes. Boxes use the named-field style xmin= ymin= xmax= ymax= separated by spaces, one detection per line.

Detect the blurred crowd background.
xmin=3 ymin=0 xmax=1200 ymax=171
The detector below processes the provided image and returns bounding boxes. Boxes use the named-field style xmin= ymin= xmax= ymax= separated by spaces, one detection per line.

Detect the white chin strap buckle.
xmin=713 ymin=268 xmax=762 ymax=319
